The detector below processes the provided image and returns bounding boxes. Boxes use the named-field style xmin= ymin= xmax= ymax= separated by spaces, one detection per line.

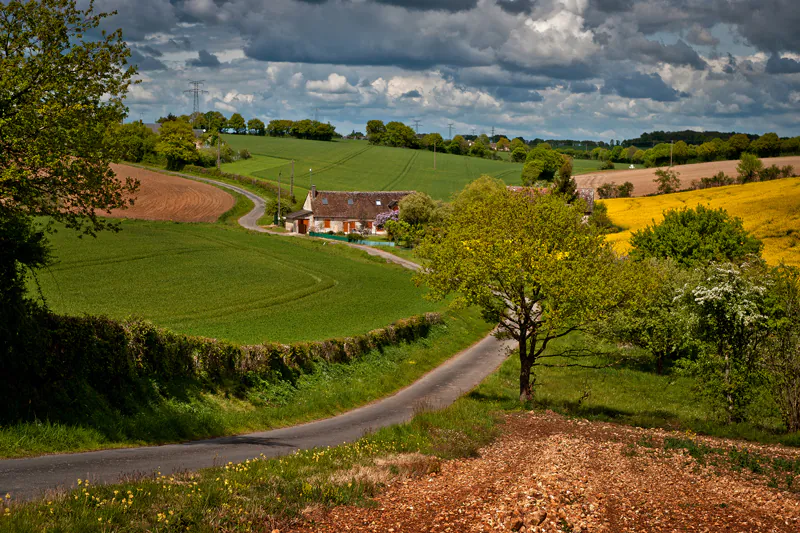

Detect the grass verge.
xmin=0 ymin=308 xmax=493 ymax=458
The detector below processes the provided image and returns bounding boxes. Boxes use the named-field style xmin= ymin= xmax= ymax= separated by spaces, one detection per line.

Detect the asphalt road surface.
xmin=1 ymin=174 xmax=510 ymax=501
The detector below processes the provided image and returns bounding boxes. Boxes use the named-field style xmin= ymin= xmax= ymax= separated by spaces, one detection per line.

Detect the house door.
xmin=298 ymin=220 xmax=308 ymax=234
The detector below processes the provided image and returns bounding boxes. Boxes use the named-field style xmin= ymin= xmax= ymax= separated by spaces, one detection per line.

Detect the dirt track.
xmin=575 ymin=156 xmax=800 ymax=197
xmin=301 ymin=411 xmax=800 ymax=532
xmin=105 ymin=164 xmax=234 ymax=222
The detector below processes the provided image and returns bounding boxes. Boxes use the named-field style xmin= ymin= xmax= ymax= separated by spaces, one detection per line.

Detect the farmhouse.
xmin=507 ymin=186 xmax=595 ymax=215
xmin=285 ymin=186 xmax=413 ymax=234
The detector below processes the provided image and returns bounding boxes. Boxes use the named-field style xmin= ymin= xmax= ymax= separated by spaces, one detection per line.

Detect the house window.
xmin=366 ymin=221 xmax=373 ymax=228
xmin=347 ymin=198 xmax=354 ymax=205
xmin=322 ymin=198 xmax=328 ymax=205
xmin=324 ymin=219 xmax=331 ymax=229
xmin=376 ymin=200 xmax=382 ymax=206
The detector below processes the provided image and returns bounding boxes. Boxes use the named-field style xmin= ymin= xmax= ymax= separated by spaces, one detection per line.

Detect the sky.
xmin=92 ymin=0 xmax=800 ymax=141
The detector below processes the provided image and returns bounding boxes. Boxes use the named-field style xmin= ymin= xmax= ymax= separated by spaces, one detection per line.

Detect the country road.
xmin=0 ymin=172 xmax=510 ymax=501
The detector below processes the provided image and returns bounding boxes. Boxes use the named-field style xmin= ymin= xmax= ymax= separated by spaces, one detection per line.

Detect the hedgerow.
xmin=3 ymin=311 xmax=441 ymax=423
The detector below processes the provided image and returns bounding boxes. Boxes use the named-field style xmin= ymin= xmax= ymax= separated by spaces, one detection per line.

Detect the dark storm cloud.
xmin=601 ymin=72 xmax=683 ymax=102
xmin=372 ymin=0 xmax=479 ymax=11
xmin=129 ymin=50 xmax=168 ymax=71
xmin=400 ymin=90 xmax=422 ymax=98
xmin=494 ymin=87 xmax=544 ymax=102
xmin=495 ymin=0 xmax=537 ymax=14
xmin=169 ymin=37 xmax=193 ymax=50
xmin=765 ymin=54 xmax=800 ymax=74
xmin=568 ymin=81 xmax=598 ymax=93
xmin=140 ymin=45 xmax=163 ymax=58
xmin=589 ymin=0 xmax=634 ymax=13
xmin=187 ymin=50 xmax=222 ymax=68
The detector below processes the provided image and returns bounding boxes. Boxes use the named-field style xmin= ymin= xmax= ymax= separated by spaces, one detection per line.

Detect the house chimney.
xmin=311 ymin=185 xmax=316 ymax=198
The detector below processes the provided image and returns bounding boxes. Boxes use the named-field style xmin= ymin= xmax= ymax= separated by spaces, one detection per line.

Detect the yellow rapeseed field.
xmin=604 ymin=177 xmax=800 ymax=266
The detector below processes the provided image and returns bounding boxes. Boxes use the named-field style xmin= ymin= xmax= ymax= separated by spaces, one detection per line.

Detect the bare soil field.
xmin=105 ymin=164 xmax=234 ymax=222
xmin=300 ymin=411 xmax=800 ymax=532
xmin=576 ymin=156 xmax=800 ymax=196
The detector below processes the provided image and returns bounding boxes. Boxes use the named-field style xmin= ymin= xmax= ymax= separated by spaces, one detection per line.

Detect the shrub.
xmin=599 ymin=160 xmax=615 ymax=170
xmin=238 ymin=148 xmax=252 ymax=160
xmin=617 ymin=181 xmax=634 ymax=198
xmin=697 ymin=171 xmax=734 ymax=189
xmin=597 ymin=182 xmax=617 ymax=199
xmin=764 ymin=266 xmax=800 ymax=432
xmin=737 ymin=152 xmax=763 ymax=184
xmin=758 ymin=164 xmax=781 ymax=182
xmin=780 ymin=165 xmax=795 ymax=179
xmin=653 ymin=168 xmax=681 ymax=194
xmin=630 ymin=205 xmax=762 ymax=267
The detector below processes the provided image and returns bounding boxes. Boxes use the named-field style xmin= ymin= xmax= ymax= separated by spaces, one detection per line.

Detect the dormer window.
xmin=322 ymin=198 xmax=328 ymax=205
xmin=376 ymin=200 xmax=382 ymax=206
xmin=347 ymin=198 xmax=354 ymax=205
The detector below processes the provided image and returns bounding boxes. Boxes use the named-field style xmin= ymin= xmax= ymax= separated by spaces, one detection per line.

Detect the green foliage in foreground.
xmin=3 ymin=332 xmax=798 ymax=532
xmin=0 ymin=308 xmax=493 ymax=458
xmin=35 ymin=219 xmax=439 ymax=344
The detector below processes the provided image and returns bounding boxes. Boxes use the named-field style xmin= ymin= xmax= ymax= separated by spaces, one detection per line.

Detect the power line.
xmin=183 ymin=80 xmax=208 ymax=116
xmin=412 ymin=119 xmax=421 ymax=134
xmin=471 ymin=127 xmax=476 ymax=136
xmin=491 ymin=126 xmax=495 ymax=138
xmin=447 ymin=122 xmax=454 ymax=139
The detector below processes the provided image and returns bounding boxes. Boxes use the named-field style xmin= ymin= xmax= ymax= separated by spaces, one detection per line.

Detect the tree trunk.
xmin=724 ymin=350 xmax=734 ymax=423
xmin=518 ymin=336 xmax=533 ymax=402
xmin=656 ymin=352 xmax=664 ymax=375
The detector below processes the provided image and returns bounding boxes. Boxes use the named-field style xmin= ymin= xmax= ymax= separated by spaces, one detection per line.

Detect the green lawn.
xmin=36 ymin=220 xmax=439 ymax=344
xmin=221 ymin=136 xmax=524 ymax=201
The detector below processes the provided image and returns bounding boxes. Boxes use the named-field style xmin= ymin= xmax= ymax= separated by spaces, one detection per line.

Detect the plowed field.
xmin=105 ymin=164 xmax=234 ymax=222
xmin=575 ymin=156 xmax=800 ymax=196
xmin=300 ymin=411 xmax=800 ymax=533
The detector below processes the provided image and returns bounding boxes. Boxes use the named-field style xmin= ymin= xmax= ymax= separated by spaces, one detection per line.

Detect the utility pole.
xmin=433 ymin=142 xmax=436 ymax=170
xmin=184 ymin=80 xmax=207 ymax=116
xmin=471 ymin=127 xmax=476 ymax=136
xmin=491 ymin=126 xmax=495 ymax=139
xmin=216 ymin=135 xmax=221 ymax=170
xmin=412 ymin=119 xmax=421 ymax=134
xmin=290 ymin=160 xmax=295 ymax=200
xmin=314 ymin=108 xmax=319 ymax=122
xmin=670 ymin=141 xmax=674 ymax=167
xmin=277 ymin=172 xmax=282 ymax=225
xmin=448 ymin=122 xmax=454 ymax=140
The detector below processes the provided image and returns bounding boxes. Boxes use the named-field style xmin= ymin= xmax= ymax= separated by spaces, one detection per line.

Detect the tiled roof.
xmin=285 ymin=209 xmax=312 ymax=220
xmin=311 ymin=191 xmax=414 ymax=220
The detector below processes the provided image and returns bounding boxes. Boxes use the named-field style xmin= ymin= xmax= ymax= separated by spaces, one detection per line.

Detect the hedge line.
xmin=182 ymin=165 xmax=295 ymax=203
xmin=4 ymin=311 xmax=442 ymax=422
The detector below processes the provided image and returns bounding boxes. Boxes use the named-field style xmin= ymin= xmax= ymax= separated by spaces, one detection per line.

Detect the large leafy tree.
xmin=522 ymin=146 xmax=564 ymax=184
xmin=155 ymin=121 xmax=199 ymax=170
xmin=247 ymin=118 xmax=265 ymax=136
xmin=415 ymin=177 xmax=633 ymax=401
xmin=227 ymin=113 xmax=246 ymax=134
xmin=1 ymin=0 xmax=137 ymax=367
xmin=1 ymin=0 xmax=137 ymax=236
xmin=630 ymin=205 xmax=762 ymax=267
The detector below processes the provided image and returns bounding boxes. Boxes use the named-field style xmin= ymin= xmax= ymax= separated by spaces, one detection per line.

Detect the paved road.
xmin=0 ymin=173 xmax=510 ymax=501
xmin=0 ymin=333 xmax=511 ymax=501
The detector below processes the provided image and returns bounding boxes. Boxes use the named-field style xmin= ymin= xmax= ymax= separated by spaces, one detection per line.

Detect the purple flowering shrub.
xmin=375 ymin=210 xmax=399 ymax=229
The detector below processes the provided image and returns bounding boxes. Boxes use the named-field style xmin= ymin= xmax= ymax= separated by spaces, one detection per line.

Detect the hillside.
xmin=604 ymin=177 xmax=800 ymax=266
xmin=576 ymin=156 xmax=800 ymax=196
xmin=220 ymin=135 xmax=521 ymax=200
xmin=37 ymin=220 xmax=438 ymax=344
